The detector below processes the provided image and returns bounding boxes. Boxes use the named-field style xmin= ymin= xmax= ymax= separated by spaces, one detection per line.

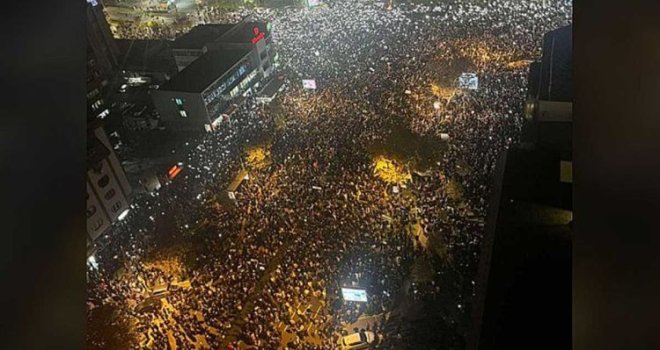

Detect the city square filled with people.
xmin=88 ymin=0 xmax=572 ymax=349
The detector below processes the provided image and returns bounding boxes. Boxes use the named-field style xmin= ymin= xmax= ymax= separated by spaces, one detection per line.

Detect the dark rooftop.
xmin=116 ymin=39 xmax=177 ymax=75
xmin=159 ymin=48 xmax=251 ymax=93
xmin=171 ymin=24 xmax=235 ymax=50
xmin=216 ymin=22 xmax=268 ymax=44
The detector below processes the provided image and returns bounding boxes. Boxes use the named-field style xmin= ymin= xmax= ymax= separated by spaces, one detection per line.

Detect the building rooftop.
xmin=159 ymin=48 xmax=251 ymax=93
xmin=116 ymin=39 xmax=177 ymax=75
xmin=216 ymin=22 xmax=268 ymax=44
xmin=171 ymin=24 xmax=235 ymax=50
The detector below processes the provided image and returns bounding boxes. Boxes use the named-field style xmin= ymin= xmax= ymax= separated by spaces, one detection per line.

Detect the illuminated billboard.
xmin=459 ymin=73 xmax=479 ymax=90
xmin=168 ymin=164 xmax=183 ymax=180
xmin=341 ymin=287 xmax=368 ymax=302
xmin=302 ymin=79 xmax=317 ymax=90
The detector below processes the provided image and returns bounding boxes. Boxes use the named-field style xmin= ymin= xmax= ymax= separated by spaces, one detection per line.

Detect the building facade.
xmin=524 ymin=24 xmax=573 ymax=161
xmin=468 ymin=25 xmax=573 ymax=350
xmin=150 ymin=21 xmax=277 ymax=132
xmin=87 ymin=1 xmax=119 ymax=121
xmin=154 ymin=27 xmax=276 ymax=131
xmin=87 ymin=122 xmax=132 ymax=247
xmin=208 ymin=21 xmax=277 ymax=81
xmin=152 ymin=48 xmax=260 ymax=131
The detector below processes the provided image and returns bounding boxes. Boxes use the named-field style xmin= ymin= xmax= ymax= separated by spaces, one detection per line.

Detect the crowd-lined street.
xmin=87 ymin=0 xmax=572 ymax=349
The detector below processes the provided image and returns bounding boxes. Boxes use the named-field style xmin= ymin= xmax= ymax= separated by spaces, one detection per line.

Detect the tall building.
xmin=152 ymin=48 xmax=259 ymax=132
xmin=87 ymin=0 xmax=119 ymax=121
xmin=151 ymin=21 xmax=277 ymax=132
xmin=524 ymin=24 xmax=573 ymax=164
xmin=87 ymin=121 xmax=132 ymax=254
xmin=467 ymin=25 xmax=572 ymax=350
xmin=87 ymin=1 xmax=119 ymax=83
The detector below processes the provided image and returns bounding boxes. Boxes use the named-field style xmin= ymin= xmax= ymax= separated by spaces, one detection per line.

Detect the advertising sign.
xmin=302 ymin=79 xmax=317 ymax=90
xmin=341 ymin=287 xmax=368 ymax=302
xmin=459 ymin=73 xmax=479 ymax=90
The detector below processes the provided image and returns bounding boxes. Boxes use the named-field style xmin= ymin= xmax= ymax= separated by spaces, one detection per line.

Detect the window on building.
xmin=179 ymin=110 xmax=187 ymax=118
xmin=91 ymin=162 xmax=104 ymax=174
xmin=93 ymin=219 xmax=103 ymax=230
xmin=97 ymin=109 xmax=110 ymax=119
xmin=91 ymin=99 xmax=103 ymax=111
xmin=87 ymin=89 xmax=99 ymax=99
xmin=104 ymin=189 xmax=116 ymax=200
xmin=111 ymin=202 xmax=122 ymax=213
xmin=97 ymin=175 xmax=110 ymax=188
xmin=87 ymin=206 xmax=97 ymax=218
xmin=229 ymin=86 xmax=240 ymax=98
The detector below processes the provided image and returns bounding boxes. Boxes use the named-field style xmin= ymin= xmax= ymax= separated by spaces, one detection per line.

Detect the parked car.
xmin=338 ymin=331 xmax=376 ymax=350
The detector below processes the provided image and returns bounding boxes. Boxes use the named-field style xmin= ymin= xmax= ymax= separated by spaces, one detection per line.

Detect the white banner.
xmin=302 ymin=79 xmax=317 ymax=89
xmin=459 ymin=73 xmax=479 ymax=90
xmin=341 ymin=287 xmax=368 ymax=302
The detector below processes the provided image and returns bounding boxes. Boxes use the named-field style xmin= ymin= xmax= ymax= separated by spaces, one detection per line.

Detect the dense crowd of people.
xmin=89 ymin=0 xmax=571 ymax=349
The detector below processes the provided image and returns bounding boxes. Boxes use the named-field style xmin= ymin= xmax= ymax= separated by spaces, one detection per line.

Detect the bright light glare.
xmin=87 ymin=255 xmax=99 ymax=269
xmin=341 ymin=287 xmax=368 ymax=302
xmin=118 ymin=209 xmax=130 ymax=221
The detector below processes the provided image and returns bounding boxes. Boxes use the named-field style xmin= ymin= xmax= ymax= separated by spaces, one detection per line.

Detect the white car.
xmin=339 ymin=331 xmax=376 ymax=350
